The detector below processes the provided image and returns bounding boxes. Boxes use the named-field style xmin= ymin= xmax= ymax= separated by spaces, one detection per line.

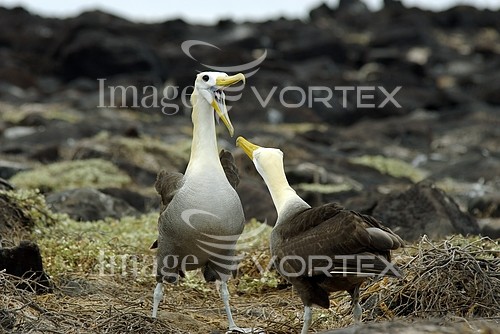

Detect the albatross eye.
xmin=202 ymin=75 xmax=209 ymax=82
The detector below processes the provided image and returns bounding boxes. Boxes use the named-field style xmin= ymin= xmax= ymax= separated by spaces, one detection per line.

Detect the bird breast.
xmin=160 ymin=177 xmax=244 ymax=250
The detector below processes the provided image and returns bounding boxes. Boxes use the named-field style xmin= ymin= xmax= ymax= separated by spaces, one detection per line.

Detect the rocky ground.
xmin=0 ymin=0 xmax=499 ymax=333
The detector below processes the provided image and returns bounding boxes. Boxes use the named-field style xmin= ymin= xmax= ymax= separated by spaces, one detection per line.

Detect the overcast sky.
xmin=0 ymin=0 xmax=498 ymax=24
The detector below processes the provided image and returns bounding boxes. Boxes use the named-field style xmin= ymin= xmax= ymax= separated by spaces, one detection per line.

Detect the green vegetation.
xmin=2 ymin=186 xmax=499 ymax=333
xmin=0 ymin=188 xmax=156 ymax=281
xmin=1 ymin=189 xmax=278 ymax=292
xmin=35 ymin=213 xmax=158 ymax=283
xmin=27 ymin=206 xmax=281 ymax=293
xmin=0 ymin=188 xmax=62 ymax=228
xmin=82 ymin=131 xmax=190 ymax=172
xmin=295 ymin=182 xmax=359 ymax=194
xmin=9 ymin=159 xmax=131 ymax=192
xmin=1 ymin=104 xmax=83 ymax=124
xmin=349 ymin=155 xmax=428 ymax=183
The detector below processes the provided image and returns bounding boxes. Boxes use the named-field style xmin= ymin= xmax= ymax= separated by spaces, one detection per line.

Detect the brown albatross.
xmin=236 ymin=136 xmax=404 ymax=334
xmin=152 ymin=72 xmax=255 ymax=333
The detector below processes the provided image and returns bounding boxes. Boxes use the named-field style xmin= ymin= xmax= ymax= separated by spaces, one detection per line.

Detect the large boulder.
xmin=237 ymin=179 xmax=277 ymax=225
xmin=371 ymin=180 xmax=479 ymax=241
xmin=49 ymin=11 xmax=165 ymax=83
xmin=46 ymin=188 xmax=139 ymax=221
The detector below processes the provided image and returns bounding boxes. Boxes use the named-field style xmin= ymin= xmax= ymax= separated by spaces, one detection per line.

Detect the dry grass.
xmin=0 ymin=231 xmax=500 ymax=333
xmin=362 ymin=235 xmax=500 ymax=321
xmin=0 ymin=272 xmax=183 ymax=333
xmin=0 ymin=270 xmax=353 ymax=333
xmin=1 ymin=210 xmax=499 ymax=333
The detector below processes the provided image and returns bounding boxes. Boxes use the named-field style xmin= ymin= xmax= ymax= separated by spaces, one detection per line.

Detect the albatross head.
xmin=236 ymin=136 xmax=284 ymax=178
xmin=237 ymin=136 xmax=310 ymax=217
xmin=192 ymin=71 xmax=245 ymax=137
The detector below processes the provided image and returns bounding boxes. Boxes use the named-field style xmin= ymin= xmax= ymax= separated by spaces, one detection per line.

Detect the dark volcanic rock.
xmin=477 ymin=219 xmax=500 ymax=239
xmin=99 ymin=187 xmax=159 ymax=213
xmin=237 ymin=179 xmax=277 ymax=225
xmin=68 ymin=143 xmax=161 ymax=188
xmin=0 ymin=2 xmax=499 ymax=124
xmin=27 ymin=144 xmax=60 ymax=163
xmin=0 ymin=160 xmax=32 ymax=179
xmin=0 ymin=120 xmax=100 ymax=157
xmin=434 ymin=5 xmax=500 ymax=29
xmin=468 ymin=194 xmax=500 ymax=218
xmin=0 ymin=7 xmax=55 ymax=91
xmin=431 ymin=155 xmax=500 ymax=183
xmin=0 ymin=241 xmax=52 ymax=293
xmin=371 ymin=180 xmax=479 ymax=241
xmin=55 ymin=29 xmax=163 ymax=82
xmin=46 ymin=188 xmax=139 ymax=221
xmin=0 ymin=0 xmax=498 ymax=246
xmin=50 ymin=11 xmax=165 ymax=83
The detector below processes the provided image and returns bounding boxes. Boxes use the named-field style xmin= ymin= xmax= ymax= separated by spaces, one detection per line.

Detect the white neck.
xmin=185 ymin=93 xmax=224 ymax=177
xmin=257 ymin=159 xmax=310 ymax=224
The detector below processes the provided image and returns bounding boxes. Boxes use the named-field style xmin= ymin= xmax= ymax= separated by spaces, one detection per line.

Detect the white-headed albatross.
xmin=236 ymin=136 xmax=404 ymax=334
xmin=152 ymin=72 xmax=253 ymax=333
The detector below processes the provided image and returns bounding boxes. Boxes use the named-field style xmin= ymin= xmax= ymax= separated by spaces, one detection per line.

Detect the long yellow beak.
xmin=211 ymin=73 xmax=245 ymax=137
xmin=236 ymin=136 xmax=261 ymax=160
xmin=215 ymin=72 xmax=246 ymax=87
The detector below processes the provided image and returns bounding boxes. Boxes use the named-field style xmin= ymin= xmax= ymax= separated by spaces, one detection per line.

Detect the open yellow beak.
xmin=211 ymin=73 xmax=245 ymax=137
xmin=236 ymin=136 xmax=261 ymax=160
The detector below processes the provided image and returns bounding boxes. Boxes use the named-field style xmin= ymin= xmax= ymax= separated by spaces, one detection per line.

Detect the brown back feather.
xmin=154 ymin=170 xmax=184 ymax=213
xmin=219 ymin=149 xmax=239 ymax=189
xmin=272 ymin=202 xmax=403 ymax=276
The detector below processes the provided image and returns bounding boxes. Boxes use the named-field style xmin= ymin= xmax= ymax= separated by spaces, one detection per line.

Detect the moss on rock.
xmin=69 ymin=131 xmax=190 ymax=173
xmin=0 ymin=189 xmax=62 ymax=241
xmin=349 ymin=155 xmax=427 ymax=183
xmin=9 ymin=159 xmax=131 ymax=192
xmin=295 ymin=182 xmax=358 ymax=194
xmin=0 ymin=103 xmax=83 ymax=124
xmin=34 ymin=213 xmax=158 ymax=280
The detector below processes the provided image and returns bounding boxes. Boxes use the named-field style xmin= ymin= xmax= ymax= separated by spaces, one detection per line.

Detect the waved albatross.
xmin=236 ymin=136 xmax=404 ymax=334
xmin=152 ymin=72 xmax=252 ymax=333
